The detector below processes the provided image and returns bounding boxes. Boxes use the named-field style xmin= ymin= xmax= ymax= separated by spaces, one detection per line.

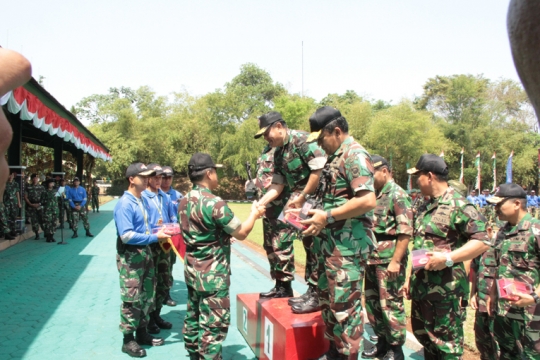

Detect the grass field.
xmin=229 ymin=203 xmax=478 ymax=353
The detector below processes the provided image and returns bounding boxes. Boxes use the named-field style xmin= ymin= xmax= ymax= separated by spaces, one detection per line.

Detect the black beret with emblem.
xmin=371 ymin=155 xmax=390 ymax=170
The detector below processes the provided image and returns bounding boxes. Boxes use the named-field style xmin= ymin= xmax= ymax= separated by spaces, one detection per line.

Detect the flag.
xmin=492 ymin=152 xmax=496 ymax=191
xmin=156 ymin=223 xmax=186 ymax=262
xmin=406 ymin=162 xmax=412 ymax=191
xmin=439 ymin=150 xmax=444 ymax=158
xmin=459 ymin=148 xmax=464 ymax=183
xmin=506 ymin=151 xmax=514 ymax=183
xmin=475 ymin=152 xmax=481 ymax=190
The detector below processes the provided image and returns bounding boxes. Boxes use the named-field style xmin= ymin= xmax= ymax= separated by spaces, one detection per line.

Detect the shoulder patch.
xmin=462 ymin=205 xmax=479 ymax=220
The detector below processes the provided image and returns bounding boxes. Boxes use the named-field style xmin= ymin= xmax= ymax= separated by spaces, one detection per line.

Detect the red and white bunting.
xmin=0 ymin=87 xmax=111 ymax=162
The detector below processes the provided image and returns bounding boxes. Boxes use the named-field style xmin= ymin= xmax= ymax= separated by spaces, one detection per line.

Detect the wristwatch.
xmin=445 ymin=253 xmax=454 ymax=267
xmin=531 ymin=292 xmax=540 ymax=305
xmin=326 ymin=210 xmax=335 ymax=224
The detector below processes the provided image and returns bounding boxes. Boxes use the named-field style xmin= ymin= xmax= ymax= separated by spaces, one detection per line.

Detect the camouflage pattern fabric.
xmin=91 ymin=185 xmax=100 ymax=211
xmin=492 ymin=213 xmax=540 ymax=359
xmin=117 ymin=246 xmax=155 ymax=334
xmin=40 ymin=189 xmax=59 ymax=237
xmin=3 ymin=180 xmax=19 ymax=232
xmin=411 ymin=186 xmax=490 ymax=358
xmin=150 ymin=244 xmax=172 ymax=311
xmin=62 ymin=197 xmax=73 ymax=225
xmin=272 ymin=130 xmax=326 ymax=287
xmin=26 ymin=184 xmax=45 ymax=233
xmin=257 ymin=145 xmax=295 ymax=282
xmin=317 ymin=136 xmax=375 ymax=356
xmin=317 ymin=254 xmax=364 ymax=356
xmin=411 ymin=298 xmax=463 ymax=359
xmin=178 ymin=184 xmax=241 ymax=358
xmin=474 ymin=311 xmax=499 ymax=360
xmin=0 ymin=202 xmax=10 ymax=236
xmin=365 ymin=263 xmax=407 ymax=346
xmin=183 ymin=287 xmax=230 ymax=359
xmin=368 ymin=179 xmax=413 ymax=265
xmin=71 ymin=208 xmax=90 ymax=232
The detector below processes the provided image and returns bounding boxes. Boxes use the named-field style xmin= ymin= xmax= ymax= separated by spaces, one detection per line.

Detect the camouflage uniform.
xmin=67 ymin=185 xmax=90 ymax=232
xmin=318 ymin=136 xmax=376 ymax=356
xmin=366 ymin=179 xmax=413 ymax=347
xmin=0 ymin=202 xmax=10 ymax=237
xmin=471 ymin=248 xmax=499 ymax=360
xmin=4 ymin=180 xmax=20 ymax=233
xmin=91 ymin=185 xmax=100 ymax=212
xmin=62 ymin=186 xmax=73 ymax=226
xmin=492 ymin=213 xmax=540 ymax=359
xmin=26 ymin=183 xmax=45 ymax=234
xmin=40 ymin=188 xmax=59 ymax=238
xmin=114 ymin=191 xmax=156 ymax=335
xmin=410 ymin=186 xmax=491 ymax=359
xmin=178 ymin=184 xmax=242 ymax=359
xmin=272 ymin=129 xmax=326 ymax=287
xmin=256 ymin=145 xmax=295 ymax=281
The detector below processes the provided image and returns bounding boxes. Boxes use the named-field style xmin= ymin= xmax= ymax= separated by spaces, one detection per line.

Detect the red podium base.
xmin=237 ymin=293 xmax=329 ymax=360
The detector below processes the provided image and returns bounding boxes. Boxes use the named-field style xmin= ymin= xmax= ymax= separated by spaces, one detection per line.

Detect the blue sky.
xmin=1 ymin=0 xmax=516 ymax=112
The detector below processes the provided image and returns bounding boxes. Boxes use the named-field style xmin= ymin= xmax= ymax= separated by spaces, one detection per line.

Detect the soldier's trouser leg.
xmin=318 ymin=254 xmax=364 ymax=356
xmin=411 ymin=298 xmax=463 ymax=360
xmin=183 ymin=286 xmax=230 ymax=359
xmin=79 ymin=209 xmax=90 ymax=230
xmin=365 ymin=263 xmax=406 ymax=346
xmin=303 ymin=235 xmax=318 ymax=286
xmin=117 ymin=247 xmax=156 ymax=334
xmin=5 ymin=203 xmax=17 ymax=233
xmin=474 ymin=311 xmax=499 ymax=360
xmin=42 ymin=212 xmax=57 ymax=236
xmin=71 ymin=209 xmax=79 ymax=232
xmin=0 ymin=204 xmax=10 ymax=236
xmin=26 ymin=207 xmax=40 ymax=233
xmin=494 ymin=314 xmax=540 ymax=360
xmin=64 ymin=202 xmax=72 ymax=224
xmin=92 ymin=197 xmax=99 ymax=211
xmin=168 ymin=252 xmax=176 ymax=288
xmin=154 ymin=247 xmax=171 ymax=310
xmin=263 ymin=218 xmax=295 ymax=281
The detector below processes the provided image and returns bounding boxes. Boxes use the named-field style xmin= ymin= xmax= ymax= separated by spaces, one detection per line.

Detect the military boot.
xmin=163 ymin=291 xmax=177 ymax=306
xmin=361 ymin=338 xmax=388 ymax=359
xmin=4 ymin=232 xmax=15 ymax=240
xmin=382 ymin=345 xmax=404 ymax=360
xmin=260 ymin=280 xmax=293 ymax=298
xmin=147 ymin=314 xmax=161 ymax=334
xmin=49 ymin=235 xmax=56 ymax=243
xmin=288 ymin=284 xmax=316 ymax=306
xmin=135 ymin=327 xmax=164 ymax=346
xmin=86 ymin=230 xmax=94 ymax=237
xmin=260 ymin=281 xmax=278 ymax=298
xmin=34 ymin=232 xmax=40 ymax=240
xmin=122 ymin=337 xmax=146 ymax=358
xmin=291 ymin=288 xmax=320 ymax=314
xmin=154 ymin=309 xmax=172 ymax=329
xmin=72 ymin=231 xmax=78 ymax=239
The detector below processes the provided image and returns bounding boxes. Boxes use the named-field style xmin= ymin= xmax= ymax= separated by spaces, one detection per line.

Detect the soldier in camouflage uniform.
xmin=91 ymin=180 xmax=100 ymax=213
xmin=255 ymin=111 xmax=327 ymax=313
xmin=66 ymin=177 xmax=93 ymax=238
xmin=405 ymin=154 xmax=491 ymax=360
xmin=4 ymin=171 xmax=21 ymax=236
xmin=486 ymin=184 xmax=540 ymax=359
xmin=256 ymin=145 xmax=295 ymax=299
xmin=24 ymin=174 xmax=45 ymax=240
xmin=40 ymin=179 xmax=59 ymax=242
xmin=114 ymin=163 xmax=168 ymax=357
xmin=362 ymin=155 xmax=413 ymax=360
xmin=0 ymin=202 xmax=13 ymax=239
xmin=298 ymin=107 xmax=377 ymax=359
xmin=178 ymin=153 xmax=264 ymax=360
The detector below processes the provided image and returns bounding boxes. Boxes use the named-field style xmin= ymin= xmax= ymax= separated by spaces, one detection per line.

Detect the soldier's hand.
xmin=387 ymin=260 xmax=401 ymax=280
xmin=470 ymin=294 xmax=478 ymax=310
xmin=403 ymin=278 xmax=411 ymax=300
xmin=287 ymin=195 xmax=306 ymax=211
xmin=424 ymin=252 xmax=447 ymax=271
xmin=298 ymin=209 xmax=327 ymax=237
xmin=250 ymin=201 xmax=265 ymax=218
xmin=509 ymin=292 xmax=536 ymax=307
xmin=156 ymin=228 xmax=170 ymax=240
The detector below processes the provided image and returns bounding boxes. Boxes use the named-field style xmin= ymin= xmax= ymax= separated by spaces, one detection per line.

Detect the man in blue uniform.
xmin=67 ymin=177 xmax=93 ymax=238
xmin=467 ymin=189 xmax=480 ymax=206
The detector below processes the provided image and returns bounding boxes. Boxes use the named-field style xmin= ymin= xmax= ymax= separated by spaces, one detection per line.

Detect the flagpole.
xmin=492 ymin=152 xmax=496 ymax=191
xmin=459 ymin=148 xmax=464 ymax=183
xmin=475 ymin=152 xmax=481 ymax=190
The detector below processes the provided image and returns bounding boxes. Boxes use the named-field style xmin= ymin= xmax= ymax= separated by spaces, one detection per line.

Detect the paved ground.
xmin=0 ymin=199 xmax=423 ymax=359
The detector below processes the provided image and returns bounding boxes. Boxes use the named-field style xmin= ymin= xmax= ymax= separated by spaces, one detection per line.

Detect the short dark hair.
xmin=322 ymin=116 xmax=348 ymax=134
xmin=508 ymin=197 xmax=527 ymax=210
xmin=432 ymin=172 xmax=449 ymax=182
xmin=189 ymin=168 xmax=213 ymax=183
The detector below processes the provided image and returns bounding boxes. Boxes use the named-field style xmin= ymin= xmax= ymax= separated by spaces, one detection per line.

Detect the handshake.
xmin=250 ymin=200 xmax=266 ymax=218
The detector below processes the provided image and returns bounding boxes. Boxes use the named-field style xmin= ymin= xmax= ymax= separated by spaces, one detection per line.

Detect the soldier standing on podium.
xmin=255 ymin=111 xmax=327 ymax=314
xmin=362 ymin=155 xmax=413 ymax=360
xmin=297 ymin=107 xmax=377 ymax=360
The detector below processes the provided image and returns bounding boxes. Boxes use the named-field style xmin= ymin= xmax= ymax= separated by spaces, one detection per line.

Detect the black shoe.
xmin=49 ymin=236 xmax=56 ymax=243
xmin=97 ymin=210 xmax=99 ymax=213
xmin=4 ymin=233 xmax=15 ymax=240
xmin=163 ymin=294 xmax=177 ymax=307
xmin=291 ymin=290 xmax=320 ymax=314
xmin=260 ymin=281 xmax=278 ymax=298
xmin=34 ymin=233 xmax=40 ymax=240
xmin=260 ymin=280 xmax=293 ymax=299
xmin=288 ymin=284 xmax=316 ymax=305
xmin=135 ymin=331 xmax=164 ymax=346
xmin=72 ymin=231 xmax=78 ymax=239
xmin=147 ymin=316 xmax=161 ymax=334
xmin=382 ymin=346 xmax=404 ymax=360
xmin=154 ymin=310 xmax=172 ymax=329
xmin=361 ymin=338 xmax=388 ymax=359
xmin=86 ymin=230 xmax=94 ymax=237
xmin=121 ymin=340 xmax=147 ymax=357
xmin=369 ymin=334 xmax=378 ymax=342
